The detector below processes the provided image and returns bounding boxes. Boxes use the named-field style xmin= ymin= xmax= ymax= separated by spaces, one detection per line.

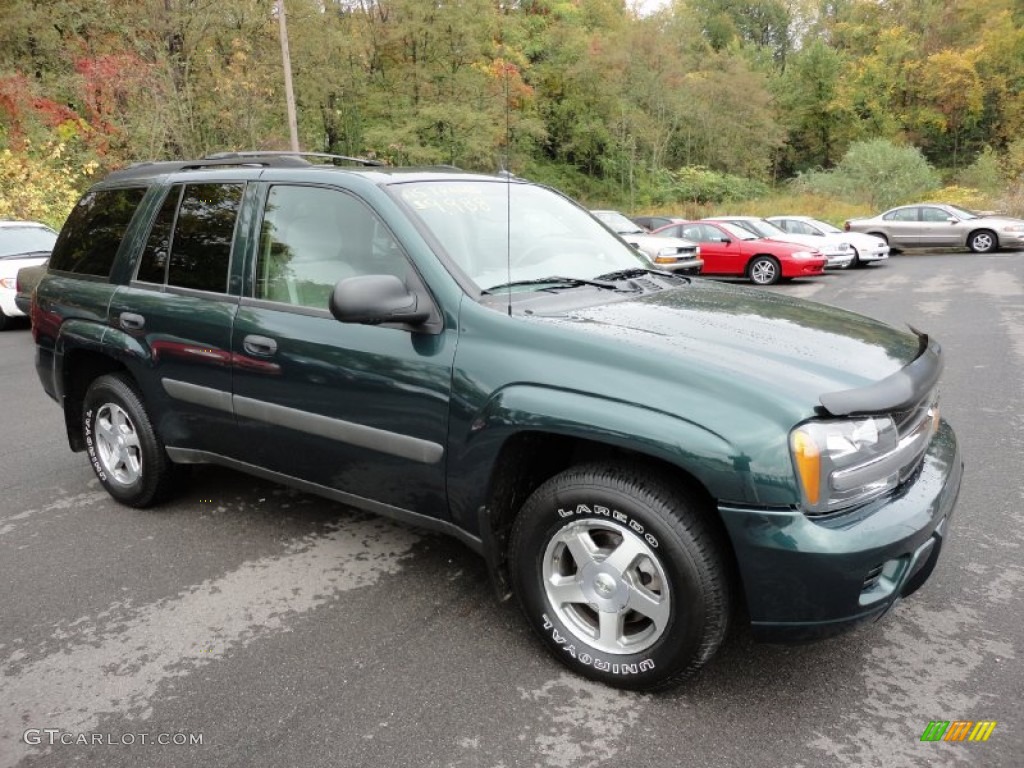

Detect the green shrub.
xmin=791 ymin=139 xmax=941 ymax=209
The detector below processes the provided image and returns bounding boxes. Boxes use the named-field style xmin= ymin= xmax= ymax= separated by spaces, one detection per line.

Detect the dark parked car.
xmin=33 ymin=153 xmax=962 ymax=691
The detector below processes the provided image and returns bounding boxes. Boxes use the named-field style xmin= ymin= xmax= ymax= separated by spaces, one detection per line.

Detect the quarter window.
xmin=49 ymin=187 xmax=147 ymax=276
xmin=255 ymin=185 xmax=407 ymax=309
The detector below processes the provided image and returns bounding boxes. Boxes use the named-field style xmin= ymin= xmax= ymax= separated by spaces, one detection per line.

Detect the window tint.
xmin=255 ymin=185 xmax=407 ymax=309
xmin=167 ymin=183 xmax=242 ymax=293
xmin=136 ymin=186 xmax=182 ymax=284
xmin=49 ymin=187 xmax=147 ymax=276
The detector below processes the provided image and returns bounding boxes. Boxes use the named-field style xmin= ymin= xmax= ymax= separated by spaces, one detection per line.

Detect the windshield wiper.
xmin=482 ymin=276 xmax=619 ymax=294
xmin=593 ymin=267 xmax=677 ymax=281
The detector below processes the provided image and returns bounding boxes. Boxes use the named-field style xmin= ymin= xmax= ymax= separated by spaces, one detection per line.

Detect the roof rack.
xmin=201 ymin=151 xmax=386 ymax=167
xmin=102 ymin=151 xmax=385 ymax=182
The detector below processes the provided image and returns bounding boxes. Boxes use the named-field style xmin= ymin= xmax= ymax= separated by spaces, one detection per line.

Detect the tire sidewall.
xmin=83 ymin=376 xmax=161 ymax=506
xmin=969 ymin=231 xmax=996 ymax=253
xmin=749 ymin=256 xmax=779 ymax=285
xmin=511 ymin=477 xmax=718 ymax=689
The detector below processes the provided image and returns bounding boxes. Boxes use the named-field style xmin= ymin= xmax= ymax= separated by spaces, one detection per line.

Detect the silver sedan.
xmin=844 ymin=203 xmax=1024 ymax=253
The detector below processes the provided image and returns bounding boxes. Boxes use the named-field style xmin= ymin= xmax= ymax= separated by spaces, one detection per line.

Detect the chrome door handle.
xmin=242 ymin=335 xmax=278 ymax=357
xmin=120 ymin=312 xmax=145 ymax=331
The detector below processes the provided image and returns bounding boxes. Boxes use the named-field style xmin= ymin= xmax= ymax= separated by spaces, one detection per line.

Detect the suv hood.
xmin=541 ymin=280 xmax=921 ymax=412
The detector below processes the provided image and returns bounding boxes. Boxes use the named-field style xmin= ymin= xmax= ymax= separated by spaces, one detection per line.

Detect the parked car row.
xmin=609 ymin=210 xmax=890 ymax=286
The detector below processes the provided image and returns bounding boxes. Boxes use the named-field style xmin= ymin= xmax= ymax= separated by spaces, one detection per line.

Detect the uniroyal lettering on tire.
xmin=81 ymin=373 xmax=179 ymax=508
xmin=509 ymin=463 xmax=731 ymax=692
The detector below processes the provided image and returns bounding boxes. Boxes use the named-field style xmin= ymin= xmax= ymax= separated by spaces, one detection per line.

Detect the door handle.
xmin=242 ymin=334 xmax=278 ymax=357
xmin=120 ymin=312 xmax=145 ymax=331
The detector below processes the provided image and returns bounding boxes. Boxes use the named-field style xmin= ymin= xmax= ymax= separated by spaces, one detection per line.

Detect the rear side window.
xmin=49 ymin=187 xmax=147 ymax=276
xmin=135 ymin=183 xmax=243 ymax=293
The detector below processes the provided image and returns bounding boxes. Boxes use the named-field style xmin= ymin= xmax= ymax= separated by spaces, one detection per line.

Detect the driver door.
xmin=230 ymin=183 xmax=456 ymax=516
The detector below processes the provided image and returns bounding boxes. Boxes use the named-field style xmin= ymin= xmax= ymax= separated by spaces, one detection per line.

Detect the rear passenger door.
xmin=230 ymin=182 xmax=456 ymax=518
xmin=108 ymin=180 xmax=247 ymax=458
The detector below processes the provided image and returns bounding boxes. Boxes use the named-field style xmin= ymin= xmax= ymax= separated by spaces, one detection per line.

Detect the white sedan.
xmin=0 ymin=220 xmax=57 ymax=329
xmin=768 ymin=215 xmax=890 ymax=268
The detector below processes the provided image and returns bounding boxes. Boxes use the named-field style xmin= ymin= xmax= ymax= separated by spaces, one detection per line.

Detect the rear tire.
xmin=82 ymin=373 xmax=181 ymax=507
xmin=509 ymin=463 xmax=731 ymax=691
xmin=847 ymin=248 xmax=861 ymax=269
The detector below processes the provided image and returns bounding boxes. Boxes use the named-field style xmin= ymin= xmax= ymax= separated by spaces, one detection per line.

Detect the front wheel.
xmin=83 ymin=373 xmax=180 ymax=507
xmin=747 ymin=255 xmax=781 ymax=285
xmin=968 ymin=230 xmax=997 ymax=253
xmin=509 ymin=464 xmax=731 ymax=691
xmin=846 ymin=248 xmax=861 ymax=269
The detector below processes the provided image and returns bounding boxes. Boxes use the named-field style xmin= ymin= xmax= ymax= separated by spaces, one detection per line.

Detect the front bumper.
xmin=719 ymin=419 xmax=962 ymax=642
xmin=657 ymin=257 xmax=704 ymax=275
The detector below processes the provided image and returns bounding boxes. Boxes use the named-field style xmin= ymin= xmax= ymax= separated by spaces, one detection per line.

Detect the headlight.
xmin=1001 ymin=224 xmax=1024 ymax=233
xmin=791 ymin=251 xmax=816 ymax=259
xmin=790 ymin=416 xmax=902 ymax=514
xmin=656 ymin=246 xmax=680 ymax=258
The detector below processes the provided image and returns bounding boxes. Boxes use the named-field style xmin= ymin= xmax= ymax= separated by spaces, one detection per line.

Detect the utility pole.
xmin=277 ymin=0 xmax=300 ymax=152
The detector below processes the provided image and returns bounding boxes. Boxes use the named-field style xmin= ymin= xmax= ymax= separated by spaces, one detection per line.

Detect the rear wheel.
xmin=509 ymin=463 xmax=731 ymax=691
xmin=747 ymin=255 xmax=781 ymax=285
xmin=83 ymin=374 xmax=181 ymax=507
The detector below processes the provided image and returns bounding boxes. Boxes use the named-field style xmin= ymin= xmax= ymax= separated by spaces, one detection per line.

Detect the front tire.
xmin=83 ymin=373 xmax=180 ymax=507
xmin=509 ymin=464 xmax=731 ymax=691
xmin=747 ymin=255 xmax=781 ymax=285
xmin=847 ymin=248 xmax=861 ymax=269
xmin=968 ymin=230 xmax=997 ymax=253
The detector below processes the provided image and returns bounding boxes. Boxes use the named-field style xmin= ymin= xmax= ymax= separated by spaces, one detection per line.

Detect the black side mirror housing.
xmin=329 ymin=274 xmax=430 ymax=326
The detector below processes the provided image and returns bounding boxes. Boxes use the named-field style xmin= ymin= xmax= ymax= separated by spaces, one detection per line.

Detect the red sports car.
xmin=652 ymin=220 xmax=827 ymax=285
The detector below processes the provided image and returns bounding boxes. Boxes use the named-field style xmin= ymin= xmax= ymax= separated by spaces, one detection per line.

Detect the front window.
xmin=942 ymin=204 xmax=978 ymax=220
xmin=811 ymin=219 xmax=842 ymax=234
xmin=394 ymin=181 xmax=646 ymax=292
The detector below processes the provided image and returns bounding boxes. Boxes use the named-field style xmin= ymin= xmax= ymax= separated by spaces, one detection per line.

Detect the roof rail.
xmin=102 ymin=151 xmax=386 ymax=183
xmin=201 ymin=151 xmax=385 ymax=167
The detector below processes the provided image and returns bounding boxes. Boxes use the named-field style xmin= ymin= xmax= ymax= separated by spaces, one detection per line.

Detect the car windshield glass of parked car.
xmin=590 ymin=210 xmax=645 ymax=234
xmin=944 ymin=204 xmax=979 ymax=220
xmin=727 ymin=219 xmax=788 ymax=239
xmin=395 ymin=181 xmax=647 ymax=292
xmin=716 ymin=222 xmax=759 ymax=241
xmin=0 ymin=225 xmax=57 ymax=258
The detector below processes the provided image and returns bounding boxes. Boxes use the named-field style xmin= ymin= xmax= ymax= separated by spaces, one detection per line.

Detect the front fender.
xmin=446 ymin=384 xmax=755 ymax=535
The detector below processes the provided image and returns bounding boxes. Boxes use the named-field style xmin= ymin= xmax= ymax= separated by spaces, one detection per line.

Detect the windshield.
xmin=717 ymin=222 xmax=759 ymax=241
xmin=590 ymin=210 xmax=644 ymax=234
xmin=0 ymin=225 xmax=57 ymax=258
xmin=395 ymin=181 xmax=647 ymax=292
xmin=946 ymin=204 xmax=979 ymax=220
xmin=727 ymin=219 xmax=785 ymax=238
xmin=811 ymin=219 xmax=842 ymax=234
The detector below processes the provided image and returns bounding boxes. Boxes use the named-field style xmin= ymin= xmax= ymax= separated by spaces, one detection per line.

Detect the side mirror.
xmin=947 ymin=217 xmax=959 ymax=224
xmin=329 ymin=274 xmax=430 ymax=326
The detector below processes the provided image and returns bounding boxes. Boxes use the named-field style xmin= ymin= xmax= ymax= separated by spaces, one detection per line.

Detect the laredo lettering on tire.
xmin=509 ymin=463 xmax=731 ymax=692
xmin=82 ymin=373 xmax=180 ymax=508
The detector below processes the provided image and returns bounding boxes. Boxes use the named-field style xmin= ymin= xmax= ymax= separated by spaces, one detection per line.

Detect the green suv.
xmin=32 ymin=153 xmax=962 ymax=691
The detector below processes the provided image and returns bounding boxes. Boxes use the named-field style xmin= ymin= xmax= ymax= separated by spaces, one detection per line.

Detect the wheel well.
xmin=62 ymin=350 xmax=131 ymax=451
xmin=481 ymin=432 xmax=739 ymax=602
xmin=867 ymin=231 xmax=888 ymax=244
xmin=969 ymin=227 xmax=997 ymax=242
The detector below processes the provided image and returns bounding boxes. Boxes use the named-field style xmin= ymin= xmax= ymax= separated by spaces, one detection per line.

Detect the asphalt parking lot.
xmin=2 ymin=251 xmax=1021 ymax=768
